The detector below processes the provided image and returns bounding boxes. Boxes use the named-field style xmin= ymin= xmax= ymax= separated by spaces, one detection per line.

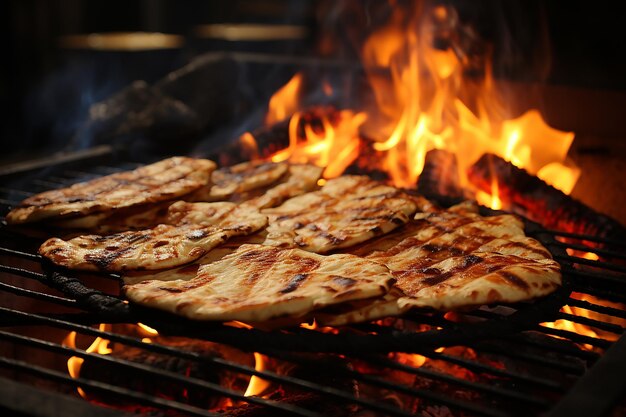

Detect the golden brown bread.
xmin=262 ymin=175 xmax=418 ymax=253
xmin=7 ymin=157 xmax=216 ymax=224
xmin=123 ymin=244 xmax=396 ymax=322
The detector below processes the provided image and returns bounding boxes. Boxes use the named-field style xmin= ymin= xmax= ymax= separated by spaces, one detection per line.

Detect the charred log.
xmin=467 ymin=153 xmax=625 ymax=240
xmin=416 ymin=149 xmax=470 ymax=204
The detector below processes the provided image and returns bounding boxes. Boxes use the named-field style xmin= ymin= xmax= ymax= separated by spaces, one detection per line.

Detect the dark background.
xmin=1 ymin=0 xmax=625 ymax=160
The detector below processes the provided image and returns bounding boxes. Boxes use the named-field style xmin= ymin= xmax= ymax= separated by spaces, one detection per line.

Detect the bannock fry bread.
xmin=123 ymin=244 xmax=395 ymax=322
xmin=39 ymin=201 xmax=267 ymax=272
xmin=6 ymin=157 xmax=216 ymax=225
xmin=262 ymin=175 xmax=418 ymax=253
xmin=366 ymin=210 xmax=561 ymax=311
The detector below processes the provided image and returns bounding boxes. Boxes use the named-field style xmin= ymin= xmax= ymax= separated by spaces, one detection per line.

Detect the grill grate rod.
xmin=555 ymin=255 xmax=626 ymax=274
xmin=263 ymin=349 xmax=511 ymax=417
xmin=549 ymin=241 xmax=626 ymax=260
xmin=470 ymin=342 xmax=585 ymax=375
xmin=0 ymin=281 xmax=78 ymax=307
xmin=464 ymin=308 xmax=613 ymax=349
xmin=539 ymin=231 xmax=626 ymax=247
xmin=503 ymin=333 xmax=600 ymax=361
xmin=0 ymin=330 xmax=323 ymax=417
xmin=0 ymin=247 xmax=42 ymax=261
xmin=535 ymin=326 xmax=612 ymax=349
xmin=355 ymin=354 xmax=551 ymax=408
xmin=0 ymin=307 xmax=421 ymax=417
xmin=413 ymin=349 xmax=565 ymax=391
xmin=568 ymin=283 xmax=626 ymax=304
xmin=0 ymin=357 xmax=224 ymax=417
xmin=562 ymin=267 xmax=626 ymax=289
xmin=566 ymin=298 xmax=626 ymax=320
xmin=555 ymin=311 xmax=625 ymax=335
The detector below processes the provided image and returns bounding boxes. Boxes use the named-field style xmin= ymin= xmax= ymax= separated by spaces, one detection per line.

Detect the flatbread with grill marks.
xmin=365 ymin=210 xmax=562 ymax=311
xmin=246 ymin=164 xmax=323 ymax=209
xmin=39 ymin=202 xmax=267 ymax=272
xmin=190 ymin=161 xmax=289 ymax=202
xmin=6 ymin=157 xmax=216 ymax=225
xmin=123 ymin=244 xmax=396 ymax=322
xmin=262 ymin=175 xmax=418 ymax=253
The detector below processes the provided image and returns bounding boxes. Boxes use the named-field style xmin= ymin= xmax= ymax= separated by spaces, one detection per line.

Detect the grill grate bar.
xmin=356 ymin=354 xmax=551 ymax=408
xmin=0 ymin=357 xmax=225 ymax=417
xmin=535 ymin=325 xmax=612 ymax=349
xmin=568 ymin=283 xmax=626 ymax=304
xmin=0 ymin=281 xmax=78 ymax=307
xmin=549 ymin=241 xmax=626 ymax=261
xmin=567 ymin=297 xmax=626 ymax=320
xmin=556 ymin=311 xmax=625 ymax=335
xmin=0 ymin=308 xmax=417 ymax=417
xmin=556 ymin=256 xmax=626 ymax=274
xmin=264 ymin=350 xmax=511 ymax=417
xmin=471 ymin=342 xmax=585 ymax=375
xmin=0 ymin=247 xmax=42 ymax=261
xmin=505 ymin=332 xmax=600 ymax=361
xmin=541 ymin=231 xmax=626 ymax=247
xmin=0 ymin=330 xmax=324 ymax=417
xmin=563 ymin=266 xmax=626 ymax=288
xmin=415 ymin=350 xmax=565 ymax=391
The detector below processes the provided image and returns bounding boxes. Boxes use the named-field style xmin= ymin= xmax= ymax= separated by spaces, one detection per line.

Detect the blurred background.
xmin=1 ymin=0 xmax=625 ymax=161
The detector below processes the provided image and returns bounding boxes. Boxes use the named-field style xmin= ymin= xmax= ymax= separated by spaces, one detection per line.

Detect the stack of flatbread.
xmin=6 ymin=156 xmax=561 ymax=327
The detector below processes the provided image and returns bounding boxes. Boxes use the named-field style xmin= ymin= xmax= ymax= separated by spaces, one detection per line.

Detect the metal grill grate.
xmin=0 ymin=153 xmax=625 ymax=417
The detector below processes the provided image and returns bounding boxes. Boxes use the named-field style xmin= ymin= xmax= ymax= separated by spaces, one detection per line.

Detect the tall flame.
xmin=247 ymin=3 xmax=579 ymax=208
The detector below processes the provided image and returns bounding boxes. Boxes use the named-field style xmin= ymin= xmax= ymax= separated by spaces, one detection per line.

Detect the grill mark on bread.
xmin=8 ymin=157 xmax=216 ymax=224
xmin=280 ymin=273 xmax=309 ymax=294
xmin=123 ymin=244 xmax=394 ymax=322
xmin=497 ymin=271 xmax=531 ymax=290
xmin=263 ymin=176 xmax=417 ymax=253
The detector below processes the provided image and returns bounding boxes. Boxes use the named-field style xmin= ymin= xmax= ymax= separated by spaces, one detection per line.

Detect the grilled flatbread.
xmin=39 ymin=202 xmax=267 ymax=272
xmin=7 ymin=157 xmax=216 ymax=225
xmin=123 ymin=244 xmax=395 ymax=322
xmin=50 ymin=201 xmax=172 ymax=232
xmin=121 ymin=232 xmax=268 ymax=285
xmin=262 ymin=176 xmax=418 ymax=253
xmin=190 ymin=161 xmax=289 ymax=202
xmin=246 ymin=164 xmax=323 ymax=209
xmin=366 ymin=210 xmax=561 ymax=311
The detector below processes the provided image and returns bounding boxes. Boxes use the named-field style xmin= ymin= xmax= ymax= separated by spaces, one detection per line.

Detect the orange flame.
xmin=244 ymin=352 xmax=271 ymax=397
xmin=541 ymin=292 xmax=622 ymax=351
xmin=266 ymin=73 xmax=303 ymax=126
xmin=269 ymin=107 xmax=367 ymax=179
xmin=63 ymin=324 xmax=113 ymax=398
xmin=247 ymin=3 xmax=579 ymax=208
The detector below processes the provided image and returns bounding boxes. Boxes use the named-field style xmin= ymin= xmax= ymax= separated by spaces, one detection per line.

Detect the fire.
xmin=244 ymin=352 xmax=271 ymax=397
xmin=266 ymin=73 xmax=303 ymax=126
xmin=224 ymin=321 xmax=271 ymax=397
xmin=541 ymin=292 xmax=622 ymax=351
xmin=269 ymin=107 xmax=367 ymax=179
xmin=63 ymin=324 xmax=113 ymax=398
xmin=244 ymin=3 xmax=580 ymax=209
